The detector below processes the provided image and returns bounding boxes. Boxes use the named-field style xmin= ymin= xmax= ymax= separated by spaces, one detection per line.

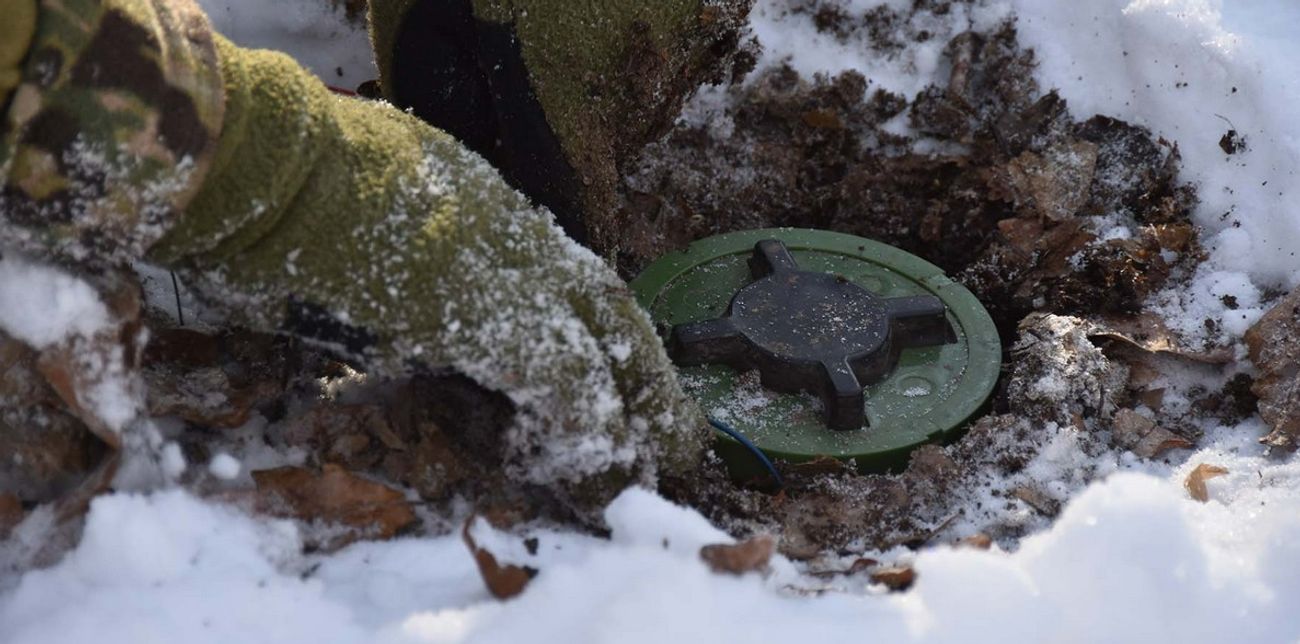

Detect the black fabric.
xmin=284 ymin=298 xmax=379 ymax=358
xmin=390 ymin=0 xmax=587 ymax=244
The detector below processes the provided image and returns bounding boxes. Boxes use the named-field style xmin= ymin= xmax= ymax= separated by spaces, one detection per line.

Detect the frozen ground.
xmin=3 ymin=0 xmax=1300 ymax=642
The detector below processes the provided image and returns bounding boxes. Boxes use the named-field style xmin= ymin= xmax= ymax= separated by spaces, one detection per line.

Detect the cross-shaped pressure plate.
xmin=668 ymin=240 xmax=955 ymax=430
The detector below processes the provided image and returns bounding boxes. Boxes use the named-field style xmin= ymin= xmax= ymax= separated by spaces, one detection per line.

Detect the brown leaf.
xmin=996 ymin=140 xmax=1098 ymax=221
xmin=1245 ymin=286 xmax=1300 ymax=451
xmin=0 ymin=334 xmax=111 ymax=504
xmin=847 ymin=557 xmax=879 ymax=574
xmin=1185 ymin=464 xmax=1229 ymax=502
xmin=869 ymin=565 xmax=916 ymax=591
xmin=701 ymin=534 xmax=777 ymax=575
xmin=252 ymin=464 xmax=417 ymax=546
xmin=1136 ymin=387 xmax=1167 ymax=411
xmin=53 ymin=451 xmax=120 ymax=523
xmin=34 ymin=269 xmax=146 ymax=449
xmin=1090 ymin=313 xmax=1232 ymax=364
xmin=1111 ymin=408 xmax=1194 ymax=458
xmin=462 ymin=517 xmax=536 ymax=599
xmin=997 ymin=217 xmax=1045 ymax=255
xmin=1145 ymin=223 xmax=1197 ymax=254
xmin=957 ymin=533 xmax=993 ymax=550
xmin=801 ymin=109 xmax=843 ymax=130
xmin=1012 ymin=485 xmax=1059 ymax=517
xmin=0 ymin=493 xmax=24 ymax=538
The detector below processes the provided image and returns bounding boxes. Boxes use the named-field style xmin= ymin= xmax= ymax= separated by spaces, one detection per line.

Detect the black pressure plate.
xmin=668 ymin=240 xmax=955 ymax=430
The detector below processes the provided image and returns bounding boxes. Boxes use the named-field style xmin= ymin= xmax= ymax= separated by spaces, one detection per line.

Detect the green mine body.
xmin=631 ymin=228 xmax=1001 ymax=479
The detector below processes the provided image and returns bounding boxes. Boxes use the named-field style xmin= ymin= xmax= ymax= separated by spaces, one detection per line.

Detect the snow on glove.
xmin=144 ymin=36 xmax=708 ymax=505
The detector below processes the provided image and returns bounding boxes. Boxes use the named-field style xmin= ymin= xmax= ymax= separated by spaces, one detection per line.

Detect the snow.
xmin=0 ymin=254 xmax=141 ymax=433
xmin=748 ymin=0 xmax=1012 ymax=100
xmin=4 ymin=0 xmax=1300 ymax=641
xmin=208 ymin=453 xmax=242 ymax=480
xmin=3 ymin=474 xmax=1300 ymax=643
xmin=0 ymin=255 xmax=111 ymax=349
xmin=1010 ymin=0 xmax=1300 ymax=342
xmin=196 ymin=0 xmax=376 ymax=91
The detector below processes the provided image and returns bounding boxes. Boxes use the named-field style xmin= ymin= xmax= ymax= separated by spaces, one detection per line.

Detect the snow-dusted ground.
xmin=3 ymin=0 xmax=1300 ymax=642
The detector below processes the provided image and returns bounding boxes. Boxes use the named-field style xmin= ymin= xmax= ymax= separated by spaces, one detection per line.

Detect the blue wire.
xmin=708 ymin=417 xmax=783 ymax=489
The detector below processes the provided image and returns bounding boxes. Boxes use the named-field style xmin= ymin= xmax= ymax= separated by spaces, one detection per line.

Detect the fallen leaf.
xmin=847 ymin=557 xmax=879 ymax=574
xmin=869 ymin=565 xmax=916 ymax=591
xmin=35 ymin=269 xmax=146 ymax=449
xmin=700 ymin=534 xmax=777 ymax=575
xmin=253 ymin=464 xmax=417 ymax=546
xmin=801 ymin=109 xmax=843 ymax=130
xmin=957 ymin=533 xmax=993 ymax=550
xmin=53 ymin=451 xmax=120 ymax=523
xmin=996 ymin=217 xmax=1044 ymax=255
xmin=0 ymin=334 xmax=111 ymax=504
xmin=1111 ymin=408 xmax=1194 ymax=458
xmin=462 ymin=517 xmax=537 ymax=599
xmin=1145 ymin=223 xmax=1197 ymax=254
xmin=1136 ymin=387 xmax=1167 ymax=411
xmin=1012 ymin=485 xmax=1059 ymax=517
xmin=0 ymin=493 xmax=24 ymax=538
xmin=1090 ymin=313 xmax=1232 ymax=364
xmin=996 ymin=140 xmax=1098 ymax=221
xmin=1185 ymin=464 xmax=1229 ymax=502
xmin=1244 ymin=286 xmax=1300 ymax=451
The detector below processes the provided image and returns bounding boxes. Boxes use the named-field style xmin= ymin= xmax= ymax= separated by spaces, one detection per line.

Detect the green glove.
xmin=1 ymin=0 xmax=708 ymax=508
xmin=152 ymin=37 xmax=707 ymax=502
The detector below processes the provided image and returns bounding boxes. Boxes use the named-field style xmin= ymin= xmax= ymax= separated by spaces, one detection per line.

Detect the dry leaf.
xmin=997 ymin=140 xmax=1098 ymax=221
xmin=0 ymin=493 xmax=24 ymax=538
xmin=1244 ymin=286 xmax=1300 ymax=451
xmin=869 ymin=565 xmax=917 ymax=591
xmin=1090 ymin=313 xmax=1232 ymax=364
xmin=1185 ymin=464 xmax=1229 ymax=502
xmin=957 ymin=534 xmax=993 ymax=550
xmin=997 ymin=217 xmax=1045 ymax=255
xmin=253 ymin=464 xmax=417 ymax=546
xmin=35 ymin=269 xmax=146 ymax=449
xmin=701 ymin=534 xmax=777 ymax=575
xmin=1111 ymin=408 xmax=1194 ymax=458
xmin=462 ymin=517 xmax=536 ymax=599
xmin=53 ymin=451 xmax=121 ymax=524
xmin=1012 ymin=485 xmax=1059 ymax=516
xmin=1136 ymin=387 xmax=1167 ymax=411
xmin=801 ymin=109 xmax=843 ymax=130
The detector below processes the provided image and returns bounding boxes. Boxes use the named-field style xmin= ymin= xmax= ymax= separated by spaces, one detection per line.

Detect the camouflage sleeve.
xmin=0 ymin=0 xmax=37 ymax=110
xmin=0 ymin=0 xmax=224 ymax=266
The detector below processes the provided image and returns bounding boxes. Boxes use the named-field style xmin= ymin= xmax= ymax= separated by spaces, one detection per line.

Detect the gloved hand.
xmin=1 ymin=0 xmax=708 ymax=508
